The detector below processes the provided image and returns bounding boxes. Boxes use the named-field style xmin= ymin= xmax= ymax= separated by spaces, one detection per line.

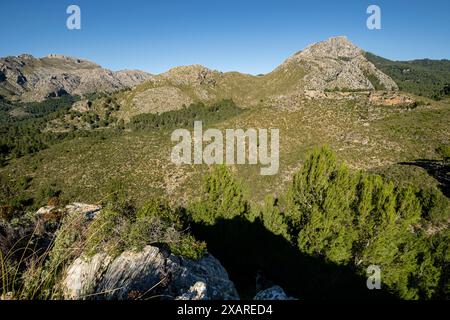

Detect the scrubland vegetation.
xmin=366 ymin=53 xmax=450 ymax=100
xmin=188 ymin=148 xmax=449 ymax=299
xmin=2 ymin=146 xmax=448 ymax=299
xmin=0 ymin=88 xmax=449 ymax=300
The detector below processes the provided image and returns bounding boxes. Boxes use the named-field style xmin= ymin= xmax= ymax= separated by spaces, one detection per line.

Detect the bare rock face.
xmin=254 ymin=285 xmax=296 ymax=300
xmin=108 ymin=37 xmax=400 ymax=116
xmin=281 ymin=36 xmax=398 ymax=92
xmin=162 ymin=65 xmax=220 ymax=87
xmin=0 ymin=54 xmax=153 ymax=101
xmin=35 ymin=203 xmax=102 ymax=220
xmin=0 ymin=37 xmax=401 ymax=113
xmin=63 ymin=245 xmax=239 ymax=300
xmin=63 ymin=253 xmax=113 ymax=299
xmin=120 ymin=65 xmax=221 ymax=115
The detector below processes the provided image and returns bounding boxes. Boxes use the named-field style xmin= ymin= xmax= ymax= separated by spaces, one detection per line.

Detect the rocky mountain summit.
xmin=0 ymin=54 xmax=153 ymax=101
xmin=279 ymin=36 xmax=398 ymax=91
xmin=161 ymin=64 xmax=221 ymax=87
xmin=0 ymin=37 xmax=400 ymax=114
xmin=112 ymin=36 xmax=400 ymax=116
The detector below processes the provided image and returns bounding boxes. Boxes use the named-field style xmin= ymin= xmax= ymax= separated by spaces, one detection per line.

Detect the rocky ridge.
xmin=114 ymin=36 xmax=400 ymax=115
xmin=0 ymin=37 xmax=400 ymax=114
xmin=0 ymin=54 xmax=153 ymax=101
xmin=279 ymin=36 xmax=398 ymax=92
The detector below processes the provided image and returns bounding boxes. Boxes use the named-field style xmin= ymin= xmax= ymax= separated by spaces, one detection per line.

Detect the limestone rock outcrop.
xmin=280 ymin=36 xmax=398 ymax=92
xmin=63 ymin=245 xmax=239 ymax=300
xmin=254 ymin=285 xmax=296 ymax=300
xmin=0 ymin=54 xmax=153 ymax=101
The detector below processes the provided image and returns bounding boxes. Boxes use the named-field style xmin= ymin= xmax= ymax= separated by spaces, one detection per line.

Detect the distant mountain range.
xmin=0 ymin=54 xmax=153 ymax=102
xmin=1 ymin=36 xmax=449 ymax=116
xmin=94 ymin=36 xmax=402 ymax=117
xmin=0 ymin=37 xmax=398 ymax=105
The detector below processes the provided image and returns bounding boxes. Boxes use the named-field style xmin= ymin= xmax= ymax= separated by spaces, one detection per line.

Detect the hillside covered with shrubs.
xmin=1 ymin=147 xmax=448 ymax=299
xmin=366 ymin=53 xmax=450 ymax=100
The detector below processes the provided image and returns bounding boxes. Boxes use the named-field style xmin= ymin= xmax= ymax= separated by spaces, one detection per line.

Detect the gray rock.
xmin=35 ymin=203 xmax=101 ymax=220
xmin=62 ymin=245 xmax=239 ymax=300
xmin=0 ymin=54 xmax=153 ymax=102
xmin=63 ymin=253 xmax=112 ymax=299
xmin=280 ymin=36 xmax=398 ymax=92
xmin=254 ymin=285 xmax=296 ymax=300
xmin=64 ymin=203 xmax=102 ymax=219
xmin=175 ymin=281 xmax=207 ymax=300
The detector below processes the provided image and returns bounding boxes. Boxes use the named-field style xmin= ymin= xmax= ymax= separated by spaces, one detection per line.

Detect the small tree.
xmin=260 ymin=195 xmax=290 ymax=240
xmin=190 ymin=166 xmax=249 ymax=225
xmin=285 ymin=146 xmax=358 ymax=265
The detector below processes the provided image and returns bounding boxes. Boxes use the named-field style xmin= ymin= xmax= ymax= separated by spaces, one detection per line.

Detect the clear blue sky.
xmin=0 ymin=0 xmax=449 ymax=74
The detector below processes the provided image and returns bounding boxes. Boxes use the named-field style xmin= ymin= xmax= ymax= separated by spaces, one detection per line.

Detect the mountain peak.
xmin=162 ymin=64 xmax=220 ymax=86
xmin=44 ymin=54 xmax=100 ymax=67
xmin=295 ymin=36 xmax=362 ymax=60
xmin=18 ymin=54 xmax=36 ymax=60
xmin=277 ymin=36 xmax=398 ymax=92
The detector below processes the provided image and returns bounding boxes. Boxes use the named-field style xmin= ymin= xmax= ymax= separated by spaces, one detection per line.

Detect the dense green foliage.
xmin=189 ymin=165 xmax=250 ymax=225
xmin=284 ymin=148 xmax=449 ymax=299
xmin=2 ymin=147 xmax=449 ymax=299
xmin=128 ymin=99 xmax=244 ymax=131
xmin=0 ymin=98 xmax=244 ymax=166
xmin=189 ymin=148 xmax=450 ymax=299
xmin=0 ymin=87 xmax=448 ymax=299
xmin=0 ymin=98 xmax=247 ymax=220
xmin=366 ymin=52 xmax=450 ymax=100
xmin=0 ymin=96 xmax=80 ymax=163
xmin=436 ymin=144 xmax=450 ymax=162
xmin=0 ymin=95 xmax=79 ymax=123
xmin=285 ymin=148 xmax=359 ymax=264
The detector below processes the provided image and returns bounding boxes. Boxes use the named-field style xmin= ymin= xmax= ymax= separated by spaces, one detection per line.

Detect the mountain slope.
xmin=112 ymin=36 xmax=399 ymax=118
xmin=0 ymin=37 xmax=399 ymax=115
xmin=280 ymin=36 xmax=398 ymax=92
xmin=1 ymin=36 xmax=447 ymax=207
xmin=366 ymin=52 xmax=450 ymax=100
xmin=0 ymin=54 xmax=153 ymax=102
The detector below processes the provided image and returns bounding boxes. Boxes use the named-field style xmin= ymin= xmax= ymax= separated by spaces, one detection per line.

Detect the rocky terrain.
xmin=111 ymin=36 xmax=401 ymax=118
xmin=0 ymin=37 xmax=403 ymax=116
xmin=1 ymin=202 xmax=295 ymax=300
xmin=279 ymin=36 xmax=398 ymax=92
xmin=63 ymin=244 xmax=239 ymax=300
xmin=0 ymin=54 xmax=153 ymax=102
xmin=0 ymin=36 xmax=449 ymax=301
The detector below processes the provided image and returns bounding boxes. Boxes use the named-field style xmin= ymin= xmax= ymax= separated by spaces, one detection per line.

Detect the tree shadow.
xmin=399 ymin=160 xmax=450 ymax=197
xmin=191 ymin=217 xmax=396 ymax=300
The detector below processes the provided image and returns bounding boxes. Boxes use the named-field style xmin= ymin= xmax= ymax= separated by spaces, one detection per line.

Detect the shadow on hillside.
xmin=400 ymin=160 xmax=450 ymax=197
xmin=190 ymin=217 xmax=396 ymax=300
